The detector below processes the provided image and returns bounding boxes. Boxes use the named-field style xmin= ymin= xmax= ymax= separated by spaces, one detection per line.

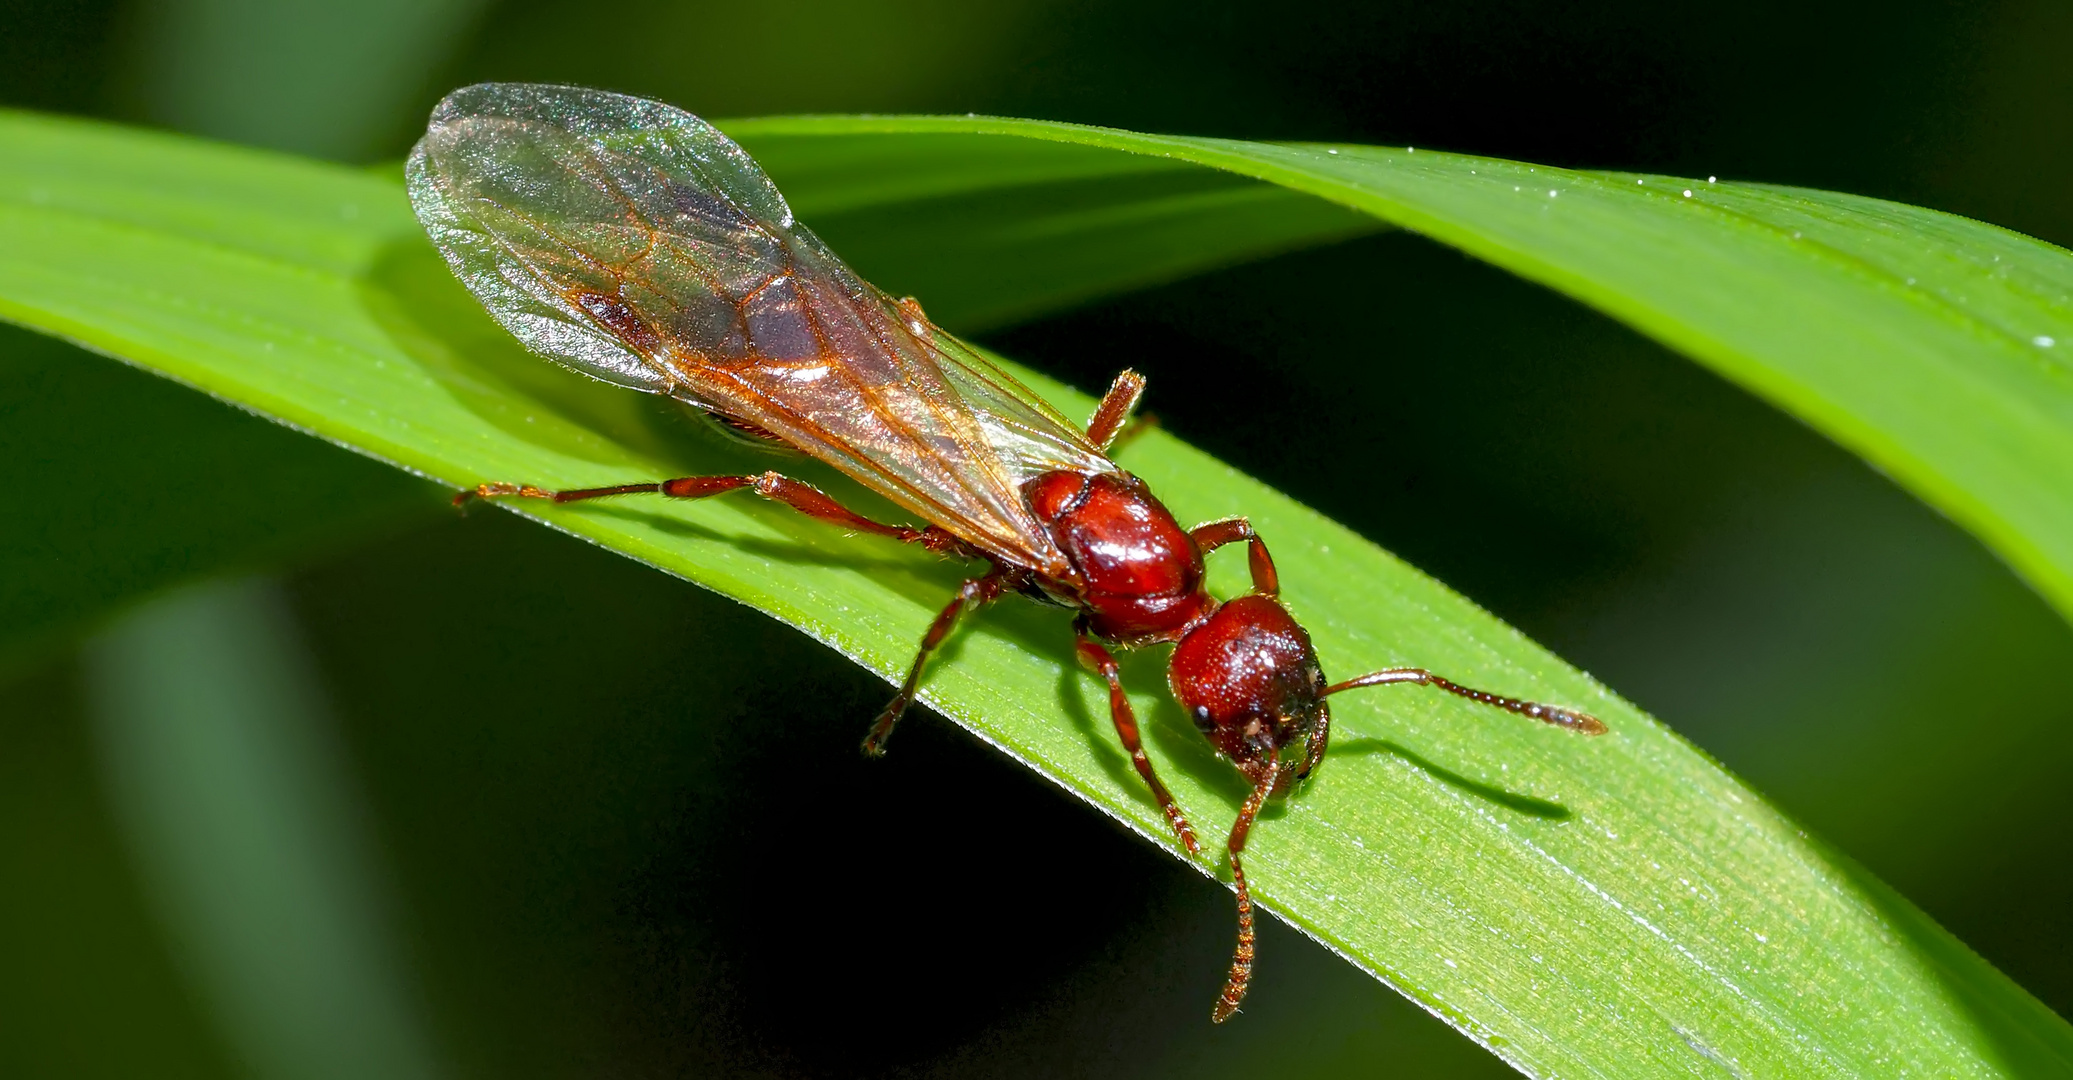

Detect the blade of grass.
xmin=734 ymin=132 xmax=1386 ymax=330
xmin=728 ymin=119 xmax=2073 ymax=630
xmin=2 ymin=109 xmax=2070 ymax=1077
xmin=0 ymin=115 xmax=1378 ymax=657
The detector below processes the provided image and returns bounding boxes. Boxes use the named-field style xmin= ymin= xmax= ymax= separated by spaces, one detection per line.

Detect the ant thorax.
xmin=1021 ymin=470 xmax=1218 ymax=646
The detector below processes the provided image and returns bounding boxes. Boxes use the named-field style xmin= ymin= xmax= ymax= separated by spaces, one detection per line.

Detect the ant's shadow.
xmin=1328 ymin=737 xmax=1572 ymax=820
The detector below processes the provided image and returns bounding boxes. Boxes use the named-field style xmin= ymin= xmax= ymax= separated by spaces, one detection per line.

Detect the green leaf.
xmin=732 ymin=118 xmax=2073 ymax=630
xmin=3 ymin=108 xmax=2070 ymax=1077
xmin=730 ymin=130 xmax=1387 ymax=330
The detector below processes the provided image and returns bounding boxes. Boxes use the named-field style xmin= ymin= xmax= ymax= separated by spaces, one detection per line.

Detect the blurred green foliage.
xmin=3 ymin=0 xmax=2071 ymax=1077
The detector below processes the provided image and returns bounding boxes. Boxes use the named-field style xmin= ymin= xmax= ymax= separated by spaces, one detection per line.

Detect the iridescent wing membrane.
xmin=406 ymin=82 xmax=1116 ymax=574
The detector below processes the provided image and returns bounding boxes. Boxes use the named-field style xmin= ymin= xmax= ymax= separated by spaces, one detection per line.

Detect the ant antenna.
xmin=1323 ymin=668 xmax=1607 ymax=735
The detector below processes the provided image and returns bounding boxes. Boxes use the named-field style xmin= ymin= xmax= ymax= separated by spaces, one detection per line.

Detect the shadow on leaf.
xmin=1334 ymin=736 xmax=1573 ymax=820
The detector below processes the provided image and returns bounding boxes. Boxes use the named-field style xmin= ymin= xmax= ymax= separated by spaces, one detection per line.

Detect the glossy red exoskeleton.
xmin=408 ymin=82 xmax=1607 ymax=1022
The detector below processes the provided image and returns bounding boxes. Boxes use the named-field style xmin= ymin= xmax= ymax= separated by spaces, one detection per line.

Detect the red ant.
xmin=416 ymin=81 xmax=1608 ymax=1021
xmin=456 ymin=366 xmax=1605 ymax=1019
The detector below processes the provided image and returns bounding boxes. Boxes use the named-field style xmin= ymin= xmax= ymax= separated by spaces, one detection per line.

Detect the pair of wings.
xmin=405 ymin=82 xmax=1118 ymax=576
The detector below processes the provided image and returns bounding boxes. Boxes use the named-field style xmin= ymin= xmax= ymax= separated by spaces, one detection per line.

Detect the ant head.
xmin=1168 ymin=595 xmax=1330 ymax=796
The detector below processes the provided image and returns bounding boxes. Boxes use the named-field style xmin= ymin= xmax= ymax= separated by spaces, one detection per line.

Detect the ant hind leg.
xmin=459 ymin=470 xmax=974 ymax=557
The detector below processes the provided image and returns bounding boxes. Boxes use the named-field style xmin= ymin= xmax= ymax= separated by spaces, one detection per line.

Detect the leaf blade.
xmin=726 ymin=117 xmax=2073 ymax=625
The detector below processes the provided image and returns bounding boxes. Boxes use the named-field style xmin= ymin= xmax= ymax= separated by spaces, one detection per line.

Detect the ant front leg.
xmin=458 ymin=471 xmax=972 ymax=557
xmin=862 ymin=571 xmax=1007 ymax=756
xmin=1075 ymin=625 xmax=1201 ymax=854
xmin=1189 ymin=518 xmax=1279 ymax=597
xmin=1212 ymin=760 xmax=1282 ymax=1023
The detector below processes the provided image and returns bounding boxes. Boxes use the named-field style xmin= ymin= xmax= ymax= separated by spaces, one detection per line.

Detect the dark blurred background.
xmin=4 ymin=1 xmax=2072 ymax=1076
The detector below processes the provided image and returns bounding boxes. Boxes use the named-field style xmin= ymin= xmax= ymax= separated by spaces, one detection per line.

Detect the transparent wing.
xmin=406 ymin=82 xmax=1115 ymax=572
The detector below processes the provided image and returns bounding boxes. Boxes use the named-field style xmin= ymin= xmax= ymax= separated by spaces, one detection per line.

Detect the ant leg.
xmin=862 ymin=572 xmax=1006 ymax=756
xmin=458 ymin=471 xmax=972 ymax=556
xmin=1189 ymin=518 xmax=1279 ymax=596
xmin=1212 ymin=760 xmax=1282 ymax=1023
xmin=1075 ymin=626 xmax=1200 ymax=854
xmin=1324 ymin=669 xmax=1607 ymax=735
xmin=1084 ymin=369 xmax=1147 ymax=452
